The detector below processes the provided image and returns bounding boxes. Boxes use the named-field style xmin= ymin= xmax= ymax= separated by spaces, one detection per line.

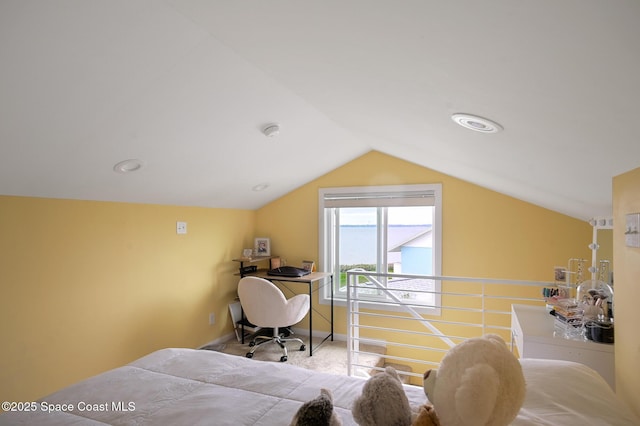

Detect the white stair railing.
xmin=346 ymin=270 xmax=551 ymax=384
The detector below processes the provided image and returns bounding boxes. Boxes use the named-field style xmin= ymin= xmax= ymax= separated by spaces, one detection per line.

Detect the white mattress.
xmin=1 ymin=348 xmax=637 ymax=425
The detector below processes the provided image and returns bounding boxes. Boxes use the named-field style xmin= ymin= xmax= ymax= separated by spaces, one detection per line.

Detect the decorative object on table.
xmin=270 ymin=257 xmax=281 ymax=269
xmin=242 ymin=248 xmax=253 ymax=259
xmin=302 ymin=260 xmax=315 ymax=272
xmin=553 ymin=266 xmax=566 ymax=282
xmin=567 ymin=258 xmax=586 ymax=285
xmin=554 ymin=258 xmax=586 ymax=300
xmin=550 ymin=266 xmax=571 ymax=308
xmin=254 ymin=237 xmax=271 ymax=256
xmin=577 ymin=279 xmax=614 ymax=344
xmin=542 ymin=287 xmax=559 ymax=299
xmin=550 ymin=298 xmax=583 ymax=340
xmin=421 ymin=334 xmax=525 ymax=426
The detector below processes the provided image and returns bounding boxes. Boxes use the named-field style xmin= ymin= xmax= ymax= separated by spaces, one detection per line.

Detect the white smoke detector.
xmin=262 ymin=123 xmax=280 ymax=137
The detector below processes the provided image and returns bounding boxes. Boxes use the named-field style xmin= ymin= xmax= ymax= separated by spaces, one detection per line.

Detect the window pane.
xmin=387 ymin=206 xmax=433 ymax=275
xmin=338 ymin=208 xmax=377 ymax=291
xmin=386 ymin=206 xmax=435 ymax=305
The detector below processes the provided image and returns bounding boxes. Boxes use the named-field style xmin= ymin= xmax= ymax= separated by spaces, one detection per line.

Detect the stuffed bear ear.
xmin=385 ymin=366 xmax=400 ymax=381
xmin=320 ymin=388 xmax=333 ymax=402
xmin=423 ymin=369 xmax=437 ymax=398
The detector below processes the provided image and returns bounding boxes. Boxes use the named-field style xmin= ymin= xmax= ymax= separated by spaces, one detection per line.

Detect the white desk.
xmin=511 ymin=304 xmax=615 ymax=389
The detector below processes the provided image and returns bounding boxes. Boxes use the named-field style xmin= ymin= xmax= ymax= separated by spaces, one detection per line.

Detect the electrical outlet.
xmin=209 ymin=312 xmax=215 ymax=325
xmin=176 ymin=221 xmax=187 ymax=234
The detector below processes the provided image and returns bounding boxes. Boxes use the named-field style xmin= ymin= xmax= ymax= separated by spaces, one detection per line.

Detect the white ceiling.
xmin=2 ymin=1 xmax=639 ymax=220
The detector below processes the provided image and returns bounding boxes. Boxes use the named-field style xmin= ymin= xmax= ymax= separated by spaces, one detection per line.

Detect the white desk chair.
xmin=237 ymin=276 xmax=310 ymax=362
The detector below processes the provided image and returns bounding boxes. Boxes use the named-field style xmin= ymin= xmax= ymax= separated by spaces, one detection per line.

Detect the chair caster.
xmin=249 ymin=341 xmax=256 ymax=347
xmin=245 ymin=353 xmax=253 ymax=358
xmin=280 ymin=356 xmax=288 ymax=362
xmin=299 ymin=345 xmax=306 ymax=351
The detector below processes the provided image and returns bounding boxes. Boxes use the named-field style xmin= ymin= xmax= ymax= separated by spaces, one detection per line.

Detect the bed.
xmin=1 ymin=348 xmax=637 ymax=425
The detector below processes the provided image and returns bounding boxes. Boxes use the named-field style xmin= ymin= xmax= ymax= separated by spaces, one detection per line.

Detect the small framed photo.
xmin=302 ymin=260 xmax=315 ymax=272
xmin=242 ymin=248 xmax=253 ymax=259
xmin=254 ymin=237 xmax=271 ymax=256
xmin=554 ymin=266 xmax=567 ymax=282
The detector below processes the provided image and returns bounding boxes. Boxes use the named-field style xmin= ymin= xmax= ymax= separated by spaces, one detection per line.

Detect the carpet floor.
xmin=202 ymin=336 xmax=385 ymax=377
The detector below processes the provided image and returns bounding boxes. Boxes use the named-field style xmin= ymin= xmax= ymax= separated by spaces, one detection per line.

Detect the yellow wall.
xmin=0 ymin=196 xmax=254 ymax=402
xmin=256 ymin=151 xmax=592 ymax=336
xmin=613 ymin=167 xmax=640 ymax=415
xmin=0 ymin=151 xmax=596 ymax=404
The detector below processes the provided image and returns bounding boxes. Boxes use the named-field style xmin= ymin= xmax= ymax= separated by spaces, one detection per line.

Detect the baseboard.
xmin=199 ymin=329 xmax=387 ymax=351
xmin=197 ymin=332 xmax=235 ymax=349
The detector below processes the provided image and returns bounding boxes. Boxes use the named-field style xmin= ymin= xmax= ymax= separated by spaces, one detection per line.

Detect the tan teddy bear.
xmin=422 ymin=334 xmax=526 ymax=426
xmin=352 ymin=366 xmax=412 ymax=426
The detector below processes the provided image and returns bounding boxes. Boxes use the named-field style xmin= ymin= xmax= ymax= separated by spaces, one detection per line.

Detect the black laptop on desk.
xmin=267 ymin=266 xmax=311 ymax=278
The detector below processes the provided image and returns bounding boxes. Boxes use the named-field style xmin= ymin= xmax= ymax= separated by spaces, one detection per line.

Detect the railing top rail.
xmin=345 ymin=270 xmax=557 ymax=287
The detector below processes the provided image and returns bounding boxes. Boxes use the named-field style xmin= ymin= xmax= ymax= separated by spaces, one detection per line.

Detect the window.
xmin=318 ymin=184 xmax=442 ymax=311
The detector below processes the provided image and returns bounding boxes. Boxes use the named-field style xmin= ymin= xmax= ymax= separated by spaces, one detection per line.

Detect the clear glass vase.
xmin=577 ymin=279 xmax=614 ymax=343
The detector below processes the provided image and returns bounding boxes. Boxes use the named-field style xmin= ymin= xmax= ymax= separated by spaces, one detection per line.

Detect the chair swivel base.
xmin=245 ymin=331 xmax=306 ymax=362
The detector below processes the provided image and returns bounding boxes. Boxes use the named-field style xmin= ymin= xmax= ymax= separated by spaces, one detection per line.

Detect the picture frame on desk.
xmin=302 ymin=260 xmax=315 ymax=272
xmin=254 ymin=237 xmax=271 ymax=256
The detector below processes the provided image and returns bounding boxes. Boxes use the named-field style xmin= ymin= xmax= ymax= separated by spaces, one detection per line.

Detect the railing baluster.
xmin=346 ymin=270 xmax=551 ymax=383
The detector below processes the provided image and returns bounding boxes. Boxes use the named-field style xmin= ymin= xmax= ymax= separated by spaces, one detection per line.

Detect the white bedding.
xmin=1 ymin=348 xmax=637 ymax=425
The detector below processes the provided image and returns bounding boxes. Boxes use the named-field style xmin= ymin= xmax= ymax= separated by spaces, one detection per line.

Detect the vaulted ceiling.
xmin=2 ymin=1 xmax=639 ymax=220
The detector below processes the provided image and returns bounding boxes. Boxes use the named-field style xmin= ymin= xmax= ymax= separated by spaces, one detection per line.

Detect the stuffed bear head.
xmin=290 ymin=388 xmax=342 ymax=426
xmin=422 ymin=334 xmax=526 ymax=426
xmin=352 ymin=366 xmax=412 ymax=426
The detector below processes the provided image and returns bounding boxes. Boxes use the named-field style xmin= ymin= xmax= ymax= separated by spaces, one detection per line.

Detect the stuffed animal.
xmin=352 ymin=366 xmax=412 ymax=426
xmin=411 ymin=404 xmax=440 ymax=426
xmin=290 ymin=388 xmax=342 ymax=426
xmin=422 ymin=334 xmax=526 ymax=426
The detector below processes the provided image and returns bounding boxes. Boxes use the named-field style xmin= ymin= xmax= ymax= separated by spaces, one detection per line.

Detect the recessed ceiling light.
xmin=451 ymin=113 xmax=503 ymax=133
xmin=113 ymin=159 xmax=145 ymax=173
xmin=252 ymin=183 xmax=269 ymax=192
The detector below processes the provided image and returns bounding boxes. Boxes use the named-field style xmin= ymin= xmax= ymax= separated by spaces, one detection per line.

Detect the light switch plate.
xmin=625 ymin=213 xmax=640 ymax=248
xmin=176 ymin=221 xmax=187 ymax=234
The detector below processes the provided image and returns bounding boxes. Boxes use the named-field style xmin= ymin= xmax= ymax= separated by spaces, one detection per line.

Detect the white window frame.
xmin=318 ymin=184 xmax=442 ymax=313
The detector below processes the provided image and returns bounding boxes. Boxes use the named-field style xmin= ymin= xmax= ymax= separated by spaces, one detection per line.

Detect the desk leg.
xmin=309 ymin=281 xmax=313 ymax=356
xmin=309 ymin=276 xmax=334 ymax=356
